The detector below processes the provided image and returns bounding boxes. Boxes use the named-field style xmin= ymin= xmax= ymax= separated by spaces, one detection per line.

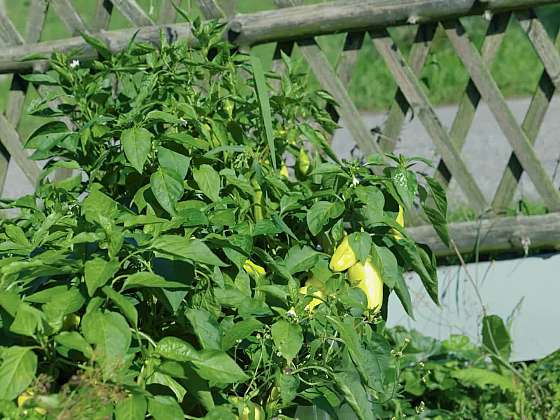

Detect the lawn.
xmin=0 ymin=0 xmax=559 ymax=123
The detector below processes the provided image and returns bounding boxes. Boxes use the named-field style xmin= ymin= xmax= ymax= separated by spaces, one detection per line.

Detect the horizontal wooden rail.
xmin=228 ymin=0 xmax=559 ymax=45
xmin=1 ymin=0 xmax=559 ymax=73
xmin=409 ymin=212 xmax=560 ymax=256
xmin=0 ymin=23 xmax=195 ymax=74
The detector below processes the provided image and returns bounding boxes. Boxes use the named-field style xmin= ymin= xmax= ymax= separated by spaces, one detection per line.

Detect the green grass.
xmin=1 ymin=0 xmax=559 ymax=118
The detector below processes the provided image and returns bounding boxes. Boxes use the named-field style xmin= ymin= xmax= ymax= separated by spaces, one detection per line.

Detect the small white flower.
xmin=70 ymin=59 xmax=80 ymax=69
xmin=352 ymin=176 xmax=359 ymax=186
xmin=179 ymin=118 xmax=188 ymax=127
xmin=286 ymin=308 xmax=296 ymax=318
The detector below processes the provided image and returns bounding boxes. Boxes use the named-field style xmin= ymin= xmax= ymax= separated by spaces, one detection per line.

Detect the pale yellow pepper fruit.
xmin=347 ymin=257 xmax=384 ymax=311
xmin=299 ymin=283 xmax=325 ymax=312
xmin=243 ymin=260 xmax=266 ymax=277
xmin=329 ymin=236 xmax=357 ymax=272
xmin=17 ymin=389 xmax=47 ymax=415
xmin=392 ymin=205 xmax=405 ymax=240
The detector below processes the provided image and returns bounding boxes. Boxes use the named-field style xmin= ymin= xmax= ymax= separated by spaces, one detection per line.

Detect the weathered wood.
xmin=335 ymin=31 xmax=365 ymax=87
xmin=0 ymin=23 xmax=196 ymax=74
xmin=492 ymin=29 xmax=560 ymax=211
xmin=409 ymin=212 xmax=560 ymax=256
xmin=227 ymin=0 xmax=559 ymax=46
xmin=371 ymin=29 xmax=488 ymax=212
xmin=297 ymin=38 xmax=381 ymax=155
xmin=443 ymin=19 xmax=560 ymax=211
xmin=159 ymin=0 xmax=179 ymax=24
xmin=9 ymin=0 xmax=49 ymax=127
xmin=0 ymin=114 xmax=41 ymax=184
xmin=93 ymin=0 xmax=113 ymax=31
xmin=380 ymin=23 xmax=436 ymax=152
xmin=197 ymin=0 xmax=225 ymax=19
xmin=111 ymin=0 xmax=153 ymax=26
xmin=0 ymin=11 xmax=23 ymax=45
xmin=516 ymin=10 xmax=560 ymax=90
xmin=50 ymin=0 xmax=89 ymax=35
xmin=434 ymin=13 xmax=510 ymax=186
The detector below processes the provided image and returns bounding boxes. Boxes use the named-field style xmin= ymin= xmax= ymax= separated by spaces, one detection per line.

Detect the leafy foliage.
xmin=0 ymin=18 xmax=446 ymax=419
xmin=382 ymin=327 xmax=560 ymax=419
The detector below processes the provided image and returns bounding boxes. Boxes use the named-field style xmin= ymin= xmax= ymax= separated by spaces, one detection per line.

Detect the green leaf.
xmin=396 ymin=240 xmax=438 ymax=305
xmin=84 ymin=257 xmax=120 ymax=297
xmin=121 ymin=127 xmax=152 ymax=173
xmin=148 ymin=395 xmax=184 ymax=420
xmin=157 ymin=146 xmax=190 ymax=179
xmin=390 ymin=166 xmax=416 ymax=209
xmin=482 ymin=315 xmax=512 ymax=361
xmin=115 ymin=394 xmax=147 ymax=420
xmin=306 ymin=201 xmax=344 ymax=236
xmin=186 ymin=308 xmax=222 ymax=350
xmin=334 ymin=370 xmax=374 ymax=420
xmin=102 ymin=286 xmax=138 ymax=328
xmin=193 ymin=164 xmax=221 ymax=202
xmin=146 ymin=110 xmax=180 ymax=124
xmin=0 ymin=346 xmax=37 ymax=400
xmin=150 ymin=168 xmax=184 ymax=215
xmin=192 ymin=350 xmax=249 ymax=384
xmin=151 ymin=235 xmax=226 ymax=267
xmin=284 ymin=245 xmax=320 ymax=274
xmin=81 ymin=31 xmax=111 ymax=59
xmin=156 ymin=336 xmax=198 ymax=362
xmin=277 ymin=372 xmax=300 ymax=405
xmin=250 ymin=53 xmax=276 ymax=170
xmin=222 ymin=318 xmax=262 ymax=351
xmin=81 ymin=310 xmax=131 ymax=377
xmin=123 ymin=272 xmax=189 ymax=291
xmin=451 ymin=368 xmax=515 ymax=391
xmin=10 ymin=303 xmax=42 ymax=337
xmin=54 ymin=331 xmax=94 ymax=359
xmin=43 ymin=287 xmax=85 ymax=330
xmin=271 ymin=320 xmax=302 ymax=362
xmin=147 ymin=372 xmax=186 ymax=402
xmin=25 ymin=120 xmax=69 ymax=151
xmin=348 ymin=232 xmax=372 ymax=262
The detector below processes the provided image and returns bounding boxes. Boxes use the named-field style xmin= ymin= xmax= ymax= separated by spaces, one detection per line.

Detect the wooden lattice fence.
xmin=1 ymin=0 xmax=560 ymax=256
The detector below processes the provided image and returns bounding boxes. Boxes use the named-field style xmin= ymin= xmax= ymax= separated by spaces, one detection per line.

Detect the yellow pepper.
xmin=296 ymin=148 xmax=310 ymax=178
xmin=347 ymin=257 xmax=383 ymax=311
xmin=299 ymin=277 xmax=326 ymax=312
xmin=243 ymin=260 xmax=266 ymax=277
xmin=280 ymin=163 xmax=289 ymax=178
xmin=329 ymin=236 xmax=357 ymax=272
xmin=392 ymin=205 xmax=404 ymax=240
xmin=17 ymin=389 xmax=47 ymax=415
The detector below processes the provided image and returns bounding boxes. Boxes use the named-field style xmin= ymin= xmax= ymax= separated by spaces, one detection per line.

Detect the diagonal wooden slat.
xmin=0 ymin=11 xmax=23 ymax=45
xmin=111 ymin=0 xmax=153 ymax=26
xmin=492 ymin=28 xmax=560 ymax=211
xmin=0 ymin=114 xmax=41 ymax=184
xmin=370 ymin=29 xmax=488 ymax=212
xmin=297 ymin=38 xmax=382 ymax=155
xmin=93 ymin=0 xmax=113 ymax=31
xmin=159 ymin=0 xmax=180 ymax=24
xmin=434 ymin=13 xmax=510 ymax=186
xmin=6 ymin=0 xmax=49 ymax=128
xmin=197 ymin=0 xmax=225 ymax=19
xmin=442 ymin=18 xmax=560 ymax=211
xmin=50 ymin=0 xmax=89 ymax=35
xmin=515 ymin=9 xmax=560 ymax=90
xmin=380 ymin=23 xmax=436 ymax=152
xmin=334 ymin=31 xmax=365 ymax=87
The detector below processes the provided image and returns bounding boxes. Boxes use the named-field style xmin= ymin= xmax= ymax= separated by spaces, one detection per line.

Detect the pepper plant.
xmin=0 ymin=16 xmax=448 ymax=420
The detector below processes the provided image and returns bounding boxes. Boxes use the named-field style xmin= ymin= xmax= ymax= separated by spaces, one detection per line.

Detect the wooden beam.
xmin=0 ymin=23 xmax=196 ymax=74
xmin=227 ymin=0 xmax=559 ymax=46
xmin=410 ymin=212 xmax=560 ymax=257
